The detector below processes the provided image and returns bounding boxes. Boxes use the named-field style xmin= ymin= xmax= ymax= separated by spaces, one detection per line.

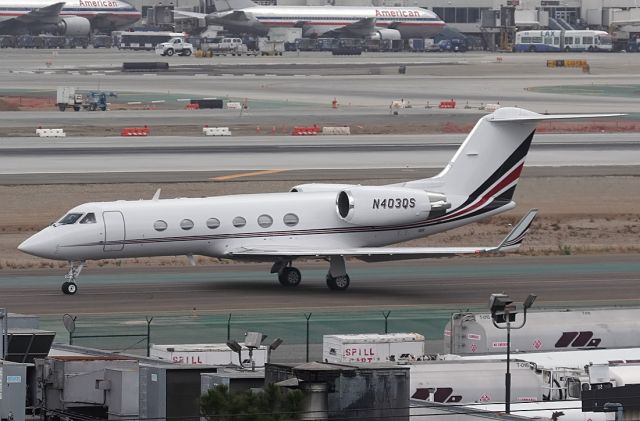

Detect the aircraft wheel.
xmin=278 ymin=267 xmax=301 ymax=287
xmin=326 ymin=274 xmax=350 ymax=291
xmin=62 ymin=282 xmax=77 ymax=295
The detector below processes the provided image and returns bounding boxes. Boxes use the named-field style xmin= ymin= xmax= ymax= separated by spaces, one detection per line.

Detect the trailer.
xmin=323 ymin=333 xmax=424 ymax=363
xmin=150 ymin=343 xmax=268 ymax=368
xmin=444 ymin=308 xmax=640 ymax=355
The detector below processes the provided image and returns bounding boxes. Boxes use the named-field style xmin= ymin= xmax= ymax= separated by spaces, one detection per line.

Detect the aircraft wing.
xmin=173 ymin=10 xmax=208 ymax=19
xmin=227 ymin=209 xmax=538 ymax=262
xmin=15 ymin=2 xmax=65 ymax=24
xmin=322 ymin=17 xmax=376 ymax=37
xmin=0 ymin=1 xmax=65 ymax=32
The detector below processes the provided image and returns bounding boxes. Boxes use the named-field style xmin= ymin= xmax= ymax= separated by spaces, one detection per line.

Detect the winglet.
xmin=495 ymin=209 xmax=538 ymax=252
xmin=152 ymin=188 xmax=161 ymax=201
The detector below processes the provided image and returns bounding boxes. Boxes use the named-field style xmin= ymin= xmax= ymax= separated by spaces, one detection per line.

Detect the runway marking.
xmin=211 ymin=169 xmax=287 ymax=181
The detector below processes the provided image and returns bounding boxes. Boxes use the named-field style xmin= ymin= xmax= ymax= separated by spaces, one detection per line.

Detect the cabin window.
xmin=583 ymin=36 xmax=593 ymax=44
xmin=257 ymin=214 xmax=273 ymax=228
xmin=206 ymin=218 xmax=220 ymax=229
xmin=79 ymin=213 xmax=96 ymax=224
xmin=232 ymin=216 xmax=246 ymax=228
xmin=565 ymin=37 xmax=573 ymax=44
xmin=154 ymin=220 xmax=168 ymax=232
xmin=180 ymin=219 xmax=194 ymax=230
xmin=58 ymin=213 xmax=83 ymax=225
xmin=283 ymin=213 xmax=299 ymax=227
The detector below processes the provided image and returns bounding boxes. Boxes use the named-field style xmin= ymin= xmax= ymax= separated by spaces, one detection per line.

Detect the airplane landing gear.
xmin=62 ymin=260 xmax=84 ymax=295
xmin=326 ymin=256 xmax=350 ymax=291
xmin=278 ymin=266 xmax=302 ymax=287
xmin=326 ymin=274 xmax=350 ymax=291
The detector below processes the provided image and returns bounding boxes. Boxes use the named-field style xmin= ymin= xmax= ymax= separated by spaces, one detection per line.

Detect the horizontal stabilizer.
xmin=487 ymin=107 xmax=624 ymax=123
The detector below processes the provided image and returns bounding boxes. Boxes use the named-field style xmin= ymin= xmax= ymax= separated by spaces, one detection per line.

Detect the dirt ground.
xmin=2 ymin=174 xmax=639 ymax=271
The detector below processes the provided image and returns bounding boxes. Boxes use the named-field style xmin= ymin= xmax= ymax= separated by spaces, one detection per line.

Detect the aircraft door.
xmin=103 ymin=211 xmax=126 ymax=251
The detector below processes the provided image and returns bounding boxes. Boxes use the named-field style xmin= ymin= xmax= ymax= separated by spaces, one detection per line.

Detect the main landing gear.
xmin=61 ymin=260 xmax=84 ymax=295
xmin=272 ymin=256 xmax=351 ymax=291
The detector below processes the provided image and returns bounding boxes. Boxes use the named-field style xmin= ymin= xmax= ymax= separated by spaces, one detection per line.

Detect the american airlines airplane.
xmin=176 ymin=0 xmax=445 ymax=39
xmin=0 ymin=0 xmax=141 ymax=36
xmin=18 ymin=108 xmax=619 ymax=295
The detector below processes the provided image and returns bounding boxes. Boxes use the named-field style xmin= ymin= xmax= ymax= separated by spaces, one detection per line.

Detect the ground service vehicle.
xmin=514 ymin=30 xmax=613 ymax=52
xmin=200 ymin=37 xmax=256 ymax=56
xmin=116 ymin=31 xmax=184 ymax=50
xmin=323 ymin=333 xmax=425 ymax=363
xmin=444 ymin=308 xmax=640 ymax=355
xmin=56 ymin=87 xmax=83 ymax=112
xmin=156 ymin=37 xmax=194 ymax=56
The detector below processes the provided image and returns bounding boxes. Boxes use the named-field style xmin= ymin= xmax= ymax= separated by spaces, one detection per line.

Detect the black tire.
xmin=165 ymin=48 xmax=174 ymax=56
xmin=183 ymin=49 xmax=192 ymax=56
xmin=565 ymin=46 xmax=571 ymax=52
xmin=58 ymin=104 xmax=67 ymax=111
xmin=62 ymin=282 xmax=77 ymax=295
xmin=73 ymin=106 xmax=80 ymax=112
xmin=528 ymin=45 xmax=536 ymax=52
xmin=278 ymin=267 xmax=301 ymax=287
xmin=326 ymin=274 xmax=350 ymax=291
xmin=588 ymin=46 xmax=594 ymax=52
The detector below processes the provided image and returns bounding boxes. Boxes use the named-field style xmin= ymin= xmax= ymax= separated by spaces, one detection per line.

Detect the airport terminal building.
xmin=132 ymin=0 xmax=640 ymax=35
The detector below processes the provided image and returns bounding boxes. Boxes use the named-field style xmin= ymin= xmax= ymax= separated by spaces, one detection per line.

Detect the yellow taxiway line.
xmin=211 ymin=169 xmax=287 ymax=181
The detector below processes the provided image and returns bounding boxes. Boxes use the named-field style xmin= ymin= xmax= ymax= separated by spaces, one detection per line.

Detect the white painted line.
xmin=127 ymin=101 xmax=142 ymax=105
xmin=176 ymin=98 xmax=191 ymax=102
xmin=151 ymin=100 xmax=166 ymax=104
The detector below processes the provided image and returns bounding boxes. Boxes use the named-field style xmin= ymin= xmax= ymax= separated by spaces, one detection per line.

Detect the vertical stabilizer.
xmin=402 ymin=108 xmax=538 ymax=218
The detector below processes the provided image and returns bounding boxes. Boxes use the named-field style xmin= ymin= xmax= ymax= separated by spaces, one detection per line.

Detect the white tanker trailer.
xmin=444 ymin=308 xmax=640 ymax=355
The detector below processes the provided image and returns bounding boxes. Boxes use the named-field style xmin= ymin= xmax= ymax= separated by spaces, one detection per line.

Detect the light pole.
xmin=489 ymin=293 xmax=537 ymax=414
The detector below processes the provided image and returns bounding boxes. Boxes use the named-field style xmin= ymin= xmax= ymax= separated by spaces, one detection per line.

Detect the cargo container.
xmin=150 ymin=343 xmax=267 ymax=368
xmin=444 ymin=308 xmax=640 ymax=354
xmin=323 ymin=333 xmax=424 ymax=363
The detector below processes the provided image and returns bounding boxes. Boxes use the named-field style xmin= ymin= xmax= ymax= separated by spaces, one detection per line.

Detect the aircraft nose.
xmin=18 ymin=230 xmax=57 ymax=259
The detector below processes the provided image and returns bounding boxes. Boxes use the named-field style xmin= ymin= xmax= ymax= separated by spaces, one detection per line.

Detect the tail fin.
xmin=214 ymin=0 xmax=257 ymax=11
xmin=402 ymin=107 xmax=622 ymax=218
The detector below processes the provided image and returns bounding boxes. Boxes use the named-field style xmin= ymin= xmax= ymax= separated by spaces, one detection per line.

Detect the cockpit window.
xmin=58 ymin=213 xmax=83 ymax=225
xmin=79 ymin=213 xmax=96 ymax=224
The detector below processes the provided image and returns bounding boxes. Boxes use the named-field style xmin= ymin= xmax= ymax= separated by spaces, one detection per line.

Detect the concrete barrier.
xmin=36 ymin=128 xmax=66 ymax=137
xmin=203 ymin=127 xmax=232 ymax=136
xmin=321 ymin=126 xmax=351 ymax=135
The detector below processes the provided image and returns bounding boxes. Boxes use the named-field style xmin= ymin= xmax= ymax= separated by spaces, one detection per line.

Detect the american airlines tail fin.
xmin=214 ymin=0 xmax=257 ymax=11
xmin=401 ymin=107 xmax=622 ymax=218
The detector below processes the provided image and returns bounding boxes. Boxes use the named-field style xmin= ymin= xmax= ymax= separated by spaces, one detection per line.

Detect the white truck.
xmin=201 ymin=37 xmax=256 ymax=56
xmin=323 ymin=333 xmax=425 ymax=363
xmin=150 ymin=343 xmax=267 ymax=368
xmin=155 ymin=37 xmax=194 ymax=56
xmin=56 ymin=87 xmax=83 ymax=112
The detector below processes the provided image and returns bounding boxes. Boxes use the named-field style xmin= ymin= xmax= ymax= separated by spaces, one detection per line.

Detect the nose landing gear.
xmin=62 ymin=260 xmax=84 ymax=295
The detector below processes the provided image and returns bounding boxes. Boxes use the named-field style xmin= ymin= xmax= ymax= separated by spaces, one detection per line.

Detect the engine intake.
xmin=336 ymin=186 xmax=432 ymax=226
xmin=57 ymin=16 xmax=91 ymax=37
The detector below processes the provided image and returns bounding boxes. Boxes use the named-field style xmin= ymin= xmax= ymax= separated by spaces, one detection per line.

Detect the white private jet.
xmin=18 ymin=107 xmax=619 ymax=295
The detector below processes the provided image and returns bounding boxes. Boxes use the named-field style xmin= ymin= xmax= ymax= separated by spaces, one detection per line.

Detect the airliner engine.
xmin=370 ymin=28 xmax=402 ymax=41
xmin=57 ymin=16 xmax=91 ymax=36
xmin=336 ymin=186 xmax=431 ymax=226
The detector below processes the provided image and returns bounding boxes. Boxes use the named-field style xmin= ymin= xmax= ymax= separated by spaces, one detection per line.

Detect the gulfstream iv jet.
xmin=18 ymin=108 xmax=618 ymax=295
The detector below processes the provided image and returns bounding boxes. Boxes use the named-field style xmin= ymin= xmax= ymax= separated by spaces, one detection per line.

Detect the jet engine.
xmin=290 ymin=183 xmax=358 ymax=193
xmin=370 ymin=28 xmax=402 ymax=41
xmin=336 ymin=186 xmax=432 ymax=226
xmin=57 ymin=16 xmax=91 ymax=37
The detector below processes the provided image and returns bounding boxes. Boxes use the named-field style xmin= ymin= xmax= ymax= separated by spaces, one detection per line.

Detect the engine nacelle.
xmin=57 ymin=16 xmax=91 ymax=37
xmin=336 ymin=186 xmax=431 ymax=226
xmin=370 ymin=28 xmax=402 ymax=41
xmin=291 ymin=183 xmax=358 ymax=193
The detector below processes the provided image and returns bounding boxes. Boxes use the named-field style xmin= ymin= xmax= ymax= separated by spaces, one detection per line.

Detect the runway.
xmin=2 ymin=133 xmax=639 ymax=175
